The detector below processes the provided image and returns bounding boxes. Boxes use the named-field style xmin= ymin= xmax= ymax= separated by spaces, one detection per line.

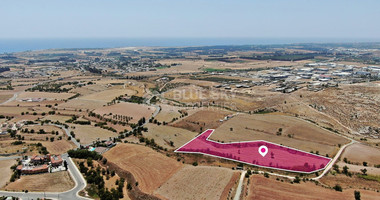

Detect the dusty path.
xmin=0 ymin=92 xmax=20 ymax=105
xmin=233 ymin=170 xmax=246 ymax=200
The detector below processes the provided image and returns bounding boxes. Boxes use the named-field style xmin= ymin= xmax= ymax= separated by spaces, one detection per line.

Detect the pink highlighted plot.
xmin=175 ymin=129 xmax=332 ymax=173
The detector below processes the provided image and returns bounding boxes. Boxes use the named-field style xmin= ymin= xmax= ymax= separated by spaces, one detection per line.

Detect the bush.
xmin=67 ymin=149 xmax=102 ymax=160
xmin=355 ymin=190 xmax=361 ymax=200
xmin=294 ymin=176 xmax=301 ymax=183
xmin=333 ymin=184 xmax=342 ymax=192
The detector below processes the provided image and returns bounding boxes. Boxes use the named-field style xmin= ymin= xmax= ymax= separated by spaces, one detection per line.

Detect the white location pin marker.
xmin=258 ymin=145 xmax=268 ymax=157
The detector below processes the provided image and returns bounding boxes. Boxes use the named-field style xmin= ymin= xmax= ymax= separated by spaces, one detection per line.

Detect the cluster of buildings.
xmin=211 ymin=63 xmax=380 ymax=93
xmin=0 ymin=65 xmax=68 ymax=79
xmin=19 ymin=97 xmax=46 ymax=102
xmin=0 ymin=121 xmax=25 ymax=135
xmin=16 ymin=154 xmax=64 ymax=175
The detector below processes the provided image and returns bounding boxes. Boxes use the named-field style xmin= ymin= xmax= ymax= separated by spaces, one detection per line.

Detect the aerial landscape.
xmin=1 ymin=0 xmax=380 ymax=200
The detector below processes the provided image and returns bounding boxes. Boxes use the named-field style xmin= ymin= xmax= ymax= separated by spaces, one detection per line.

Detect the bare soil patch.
xmin=341 ymin=143 xmax=380 ymax=166
xmin=246 ymin=174 xmax=380 ymax=200
xmin=156 ymin=166 xmax=238 ymax=200
xmin=103 ymin=143 xmax=183 ymax=194
xmin=70 ymin=124 xmax=118 ymax=145
xmin=17 ymin=91 xmax=75 ymax=100
xmin=144 ymin=123 xmax=198 ymax=149
xmin=5 ymin=171 xmax=75 ymax=192
xmin=0 ymin=159 xmax=17 ymax=188
xmin=171 ymin=109 xmax=233 ymax=133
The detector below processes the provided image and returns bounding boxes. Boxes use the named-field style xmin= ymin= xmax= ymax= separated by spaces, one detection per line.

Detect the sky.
xmin=1 ymin=0 xmax=380 ymax=40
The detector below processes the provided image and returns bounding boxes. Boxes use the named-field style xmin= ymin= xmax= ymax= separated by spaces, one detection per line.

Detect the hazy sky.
xmin=1 ymin=0 xmax=379 ymax=39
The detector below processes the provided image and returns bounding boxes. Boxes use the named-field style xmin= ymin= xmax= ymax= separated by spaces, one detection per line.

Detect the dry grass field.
xmin=154 ymin=104 xmax=183 ymax=123
xmin=94 ymin=102 xmax=155 ymax=124
xmin=320 ymin=173 xmax=380 ymax=191
xmin=0 ymin=106 xmax=30 ymax=115
xmin=0 ymin=140 xmax=28 ymax=154
xmin=79 ymin=89 xmax=136 ymax=102
xmin=291 ymin=83 xmax=380 ymax=134
xmin=4 ymin=171 xmax=75 ymax=192
xmin=170 ymin=78 xmax=219 ymax=87
xmin=209 ymin=113 xmax=349 ymax=156
xmin=337 ymin=162 xmax=380 ymax=175
xmin=340 ymin=143 xmax=380 ymax=166
xmin=23 ymin=124 xmax=62 ymax=133
xmin=246 ymin=175 xmax=380 ymax=200
xmin=103 ymin=143 xmax=183 ymax=194
xmin=163 ymin=84 xmax=286 ymax=111
xmin=58 ymin=99 xmax=107 ymax=110
xmin=0 ymin=159 xmax=17 ymax=188
xmin=17 ymin=91 xmax=75 ymax=100
xmin=156 ymin=165 xmax=239 ymax=200
xmin=42 ymin=115 xmax=72 ymax=123
xmin=172 ymin=109 xmax=233 ymax=133
xmin=0 ymin=94 xmax=13 ymax=104
xmin=155 ymin=59 xmax=307 ymax=74
xmin=144 ymin=124 xmax=198 ymax=149
xmin=69 ymin=124 xmax=118 ymax=145
xmin=36 ymin=140 xmax=76 ymax=155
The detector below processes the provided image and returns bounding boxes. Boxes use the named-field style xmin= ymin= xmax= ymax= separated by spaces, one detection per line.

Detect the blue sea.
xmin=0 ymin=38 xmax=379 ymax=54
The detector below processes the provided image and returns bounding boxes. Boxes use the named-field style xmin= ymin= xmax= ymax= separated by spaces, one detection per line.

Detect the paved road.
xmin=51 ymin=124 xmax=81 ymax=149
xmin=0 ymin=155 xmax=89 ymax=200
xmin=233 ymin=170 xmax=246 ymax=200
xmin=312 ymin=139 xmax=356 ymax=180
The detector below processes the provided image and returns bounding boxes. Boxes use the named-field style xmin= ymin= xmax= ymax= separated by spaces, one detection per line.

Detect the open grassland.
xmin=155 ymin=59 xmax=306 ymax=74
xmin=4 ymin=171 xmax=75 ymax=192
xmin=0 ymin=140 xmax=28 ymax=154
xmin=0 ymin=94 xmax=13 ymax=104
xmin=154 ymin=104 xmax=183 ymax=123
xmin=79 ymin=88 xmax=136 ymax=102
xmin=69 ymin=124 xmax=118 ymax=145
xmin=94 ymin=102 xmax=155 ymax=124
xmin=0 ymin=159 xmax=17 ymax=188
xmin=163 ymin=84 xmax=286 ymax=111
xmin=341 ymin=143 xmax=380 ymax=166
xmin=17 ymin=91 xmax=75 ymax=100
xmin=210 ymin=113 xmax=349 ymax=156
xmin=171 ymin=109 xmax=233 ymax=133
xmin=246 ymin=175 xmax=380 ymax=200
xmin=337 ymin=162 xmax=380 ymax=176
xmin=320 ymin=173 xmax=380 ymax=191
xmin=30 ymin=140 xmax=76 ymax=155
xmin=156 ymin=166 xmax=239 ymax=200
xmin=144 ymin=124 xmax=198 ymax=149
xmin=104 ymin=143 xmax=183 ymax=194
xmin=58 ymin=99 xmax=106 ymax=110
xmin=292 ymin=83 xmax=380 ymax=134
xmin=0 ymin=106 xmax=30 ymax=115
xmin=42 ymin=115 xmax=72 ymax=123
